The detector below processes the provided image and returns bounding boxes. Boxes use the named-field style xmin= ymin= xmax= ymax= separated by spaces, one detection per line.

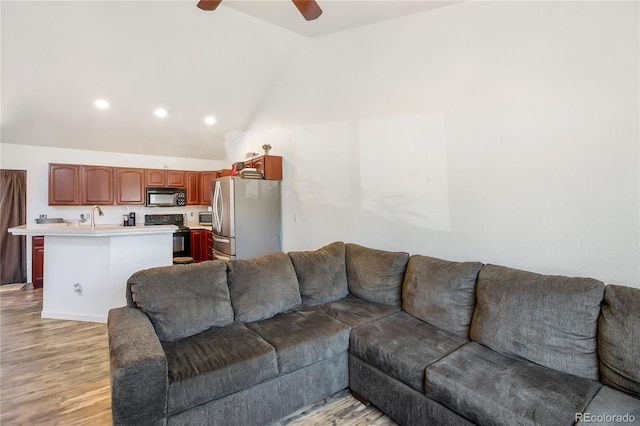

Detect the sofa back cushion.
xmin=598 ymin=284 xmax=640 ymax=397
xmin=470 ymin=264 xmax=604 ymax=380
xmin=346 ymin=243 xmax=410 ymax=306
xmin=227 ymin=251 xmax=302 ymax=323
xmin=288 ymin=241 xmax=349 ymax=306
xmin=128 ymin=261 xmax=234 ymax=341
xmin=402 ymin=255 xmax=483 ymax=338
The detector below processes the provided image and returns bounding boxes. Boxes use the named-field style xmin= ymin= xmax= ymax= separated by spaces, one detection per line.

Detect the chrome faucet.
xmin=91 ymin=205 xmax=104 ymax=229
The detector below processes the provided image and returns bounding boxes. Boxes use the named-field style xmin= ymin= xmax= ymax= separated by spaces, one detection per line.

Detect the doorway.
xmin=0 ymin=170 xmax=27 ymax=285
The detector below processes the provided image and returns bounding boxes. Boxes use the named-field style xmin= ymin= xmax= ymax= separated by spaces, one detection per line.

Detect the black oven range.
xmin=144 ymin=214 xmax=190 ymax=258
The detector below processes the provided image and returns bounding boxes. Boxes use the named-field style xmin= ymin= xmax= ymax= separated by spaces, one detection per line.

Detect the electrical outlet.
xmin=74 ymin=283 xmax=83 ymax=295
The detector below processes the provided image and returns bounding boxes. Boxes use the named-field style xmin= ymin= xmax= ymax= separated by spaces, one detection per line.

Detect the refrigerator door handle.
xmin=212 ymin=235 xmax=230 ymax=244
xmin=213 ymin=180 xmax=222 ymax=232
xmin=213 ymin=251 xmax=232 ymax=261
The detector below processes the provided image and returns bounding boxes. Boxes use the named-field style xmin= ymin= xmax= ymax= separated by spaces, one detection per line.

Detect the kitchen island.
xmin=9 ymin=224 xmax=175 ymax=323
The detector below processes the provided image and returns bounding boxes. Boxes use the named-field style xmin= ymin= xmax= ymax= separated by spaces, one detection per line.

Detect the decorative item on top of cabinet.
xmin=32 ymin=236 xmax=44 ymax=289
xmin=49 ymin=163 xmax=80 ymax=205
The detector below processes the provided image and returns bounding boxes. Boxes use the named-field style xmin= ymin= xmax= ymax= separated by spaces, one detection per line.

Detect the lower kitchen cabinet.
xmin=190 ymin=229 xmax=213 ymax=263
xmin=32 ymin=236 xmax=44 ymax=289
xmin=206 ymin=231 xmax=213 ymax=261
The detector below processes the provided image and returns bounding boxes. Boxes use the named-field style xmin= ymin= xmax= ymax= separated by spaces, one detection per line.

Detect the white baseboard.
xmin=41 ymin=310 xmax=107 ymax=323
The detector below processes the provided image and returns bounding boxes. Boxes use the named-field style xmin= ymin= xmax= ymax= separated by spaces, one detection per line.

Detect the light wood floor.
xmin=0 ymin=286 xmax=396 ymax=426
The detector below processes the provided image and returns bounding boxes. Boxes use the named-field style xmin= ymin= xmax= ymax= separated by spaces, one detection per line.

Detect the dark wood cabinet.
xmin=145 ymin=169 xmax=166 ymax=187
xmin=49 ymin=164 xmax=80 ymax=205
xmin=49 ymin=160 xmax=281 ymax=206
xmin=251 ymin=155 xmax=282 ymax=180
xmin=186 ymin=171 xmax=200 ymax=205
xmin=167 ymin=170 xmax=185 ymax=187
xmin=190 ymin=229 xmax=212 ymax=263
xmin=81 ymin=166 xmax=114 ymax=205
xmin=146 ymin=169 xmax=186 ymax=188
xmin=199 ymin=171 xmax=218 ymax=205
xmin=206 ymin=230 xmax=213 ymax=261
xmin=115 ymin=168 xmax=145 ymax=205
xmin=32 ymin=236 xmax=44 ymax=289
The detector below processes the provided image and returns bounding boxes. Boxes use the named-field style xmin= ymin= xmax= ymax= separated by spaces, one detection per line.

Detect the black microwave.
xmin=146 ymin=187 xmax=186 ymax=207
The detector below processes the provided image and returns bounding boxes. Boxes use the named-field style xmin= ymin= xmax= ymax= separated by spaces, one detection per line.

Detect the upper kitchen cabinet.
xmin=115 ymin=168 xmax=145 ymax=205
xmin=199 ymin=171 xmax=218 ymax=205
xmin=146 ymin=169 xmax=186 ymax=187
xmin=185 ymin=171 xmax=200 ymax=205
xmin=49 ymin=164 xmax=81 ymax=205
xmin=167 ymin=170 xmax=185 ymax=187
xmin=249 ymin=155 xmax=282 ymax=180
xmin=81 ymin=166 xmax=114 ymax=205
xmin=145 ymin=169 xmax=166 ymax=187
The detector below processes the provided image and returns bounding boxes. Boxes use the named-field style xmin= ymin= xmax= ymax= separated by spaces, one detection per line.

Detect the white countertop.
xmin=9 ymin=224 xmax=177 ymax=237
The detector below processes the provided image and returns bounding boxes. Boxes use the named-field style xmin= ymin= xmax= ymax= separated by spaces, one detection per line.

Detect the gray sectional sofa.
xmin=108 ymin=242 xmax=640 ymax=426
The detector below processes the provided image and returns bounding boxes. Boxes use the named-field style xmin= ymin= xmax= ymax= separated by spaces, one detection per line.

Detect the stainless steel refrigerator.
xmin=211 ymin=176 xmax=281 ymax=260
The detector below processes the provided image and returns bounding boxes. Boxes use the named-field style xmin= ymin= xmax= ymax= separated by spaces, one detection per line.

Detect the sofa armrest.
xmin=108 ymin=307 xmax=168 ymax=426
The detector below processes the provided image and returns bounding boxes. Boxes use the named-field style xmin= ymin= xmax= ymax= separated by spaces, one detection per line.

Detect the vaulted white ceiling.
xmin=1 ymin=1 xmax=456 ymax=160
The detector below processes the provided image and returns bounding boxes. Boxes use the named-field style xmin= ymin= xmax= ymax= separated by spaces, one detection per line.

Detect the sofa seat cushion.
xmin=346 ymin=243 xmax=410 ymax=306
xmin=288 ymin=241 xmax=349 ymax=305
xmin=350 ymin=312 xmax=468 ymax=393
xmin=227 ymin=252 xmax=302 ymax=323
xmin=162 ymin=323 xmax=278 ymax=416
xmin=128 ymin=261 xmax=234 ymax=341
xmin=470 ymin=264 xmax=604 ymax=380
xmin=245 ymin=310 xmax=350 ymax=374
xmin=576 ymin=386 xmax=640 ymax=425
xmin=425 ymin=342 xmax=602 ymax=426
xmin=299 ymin=294 xmax=399 ymax=328
xmin=598 ymin=284 xmax=640 ymax=398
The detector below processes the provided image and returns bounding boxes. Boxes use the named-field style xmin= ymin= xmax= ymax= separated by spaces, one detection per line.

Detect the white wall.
xmin=0 ymin=143 xmax=223 ymax=281
xmin=238 ymin=1 xmax=640 ymax=287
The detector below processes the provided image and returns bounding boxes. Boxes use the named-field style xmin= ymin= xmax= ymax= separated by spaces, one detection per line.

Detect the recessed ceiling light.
xmin=95 ymin=99 xmax=109 ymax=109
xmin=205 ymin=116 xmax=216 ymax=125
xmin=154 ymin=108 xmax=168 ymax=118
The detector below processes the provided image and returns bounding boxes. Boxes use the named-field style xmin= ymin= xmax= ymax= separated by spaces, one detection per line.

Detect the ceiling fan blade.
xmin=292 ymin=0 xmax=322 ymax=21
xmin=197 ymin=0 xmax=222 ymax=11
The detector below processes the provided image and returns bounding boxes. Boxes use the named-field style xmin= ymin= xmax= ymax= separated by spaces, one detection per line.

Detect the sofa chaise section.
xmin=425 ymin=264 xmax=605 ymax=425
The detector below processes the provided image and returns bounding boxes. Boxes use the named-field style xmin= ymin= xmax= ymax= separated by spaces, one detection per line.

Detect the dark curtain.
xmin=0 ymin=170 xmax=27 ymax=284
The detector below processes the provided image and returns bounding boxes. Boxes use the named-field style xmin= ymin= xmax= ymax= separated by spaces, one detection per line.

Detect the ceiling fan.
xmin=197 ymin=0 xmax=323 ymax=21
